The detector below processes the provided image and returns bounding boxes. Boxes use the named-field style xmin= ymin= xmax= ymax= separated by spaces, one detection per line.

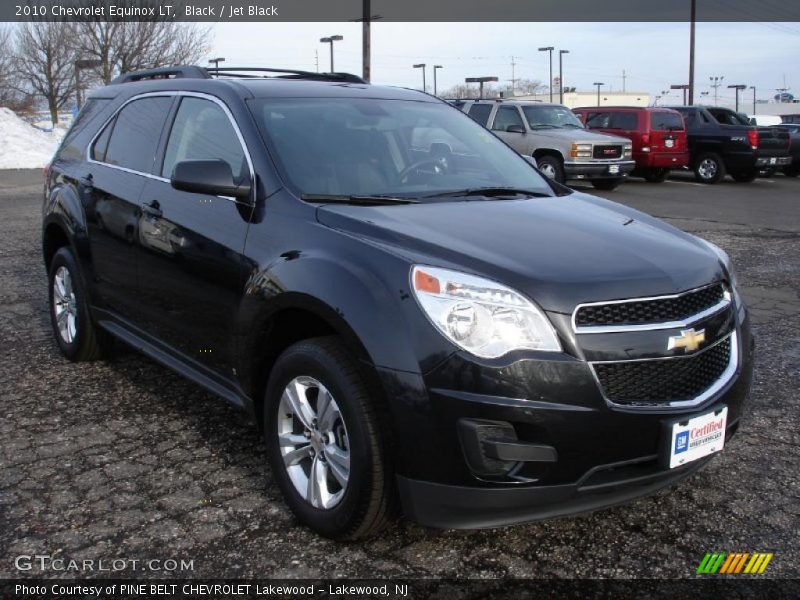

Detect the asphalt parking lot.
xmin=1 ymin=168 xmax=798 ymax=580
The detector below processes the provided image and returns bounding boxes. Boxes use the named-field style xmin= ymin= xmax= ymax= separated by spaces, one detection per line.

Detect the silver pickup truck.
xmin=457 ymin=100 xmax=635 ymax=190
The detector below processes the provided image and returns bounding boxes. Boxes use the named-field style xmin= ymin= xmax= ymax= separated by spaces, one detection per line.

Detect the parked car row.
xmin=452 ymin=98 xmax=795 ymax=187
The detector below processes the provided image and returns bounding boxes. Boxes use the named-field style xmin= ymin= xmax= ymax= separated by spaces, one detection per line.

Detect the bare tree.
xmin=75 ymin=19 xmax=212 ymax=85
xmin=0 ymin=24 xmax=17 ymax=104
xmin=14 ymin=22 xmax=77 ymax=124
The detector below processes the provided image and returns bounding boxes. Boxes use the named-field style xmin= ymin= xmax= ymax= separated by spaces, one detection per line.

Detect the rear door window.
xmin=103 ymin=96 xmax=173 ymax=174
xmin=651 ymin=111 xmax=684 ymax=131
xmin=608 ymin=112 xmax=638 ymax=130
xmin=467 ymin=103 xmax=493 ymax=127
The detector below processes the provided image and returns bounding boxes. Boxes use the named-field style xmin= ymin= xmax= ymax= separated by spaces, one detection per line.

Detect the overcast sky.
xmin=209 ymin=21 xmax=800 ymax=105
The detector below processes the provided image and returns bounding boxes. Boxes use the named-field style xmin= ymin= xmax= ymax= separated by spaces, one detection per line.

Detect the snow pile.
xmin=0 ymin=107 xmax=66 ymax=169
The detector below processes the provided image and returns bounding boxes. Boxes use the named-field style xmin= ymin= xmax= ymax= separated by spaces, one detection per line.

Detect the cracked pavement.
xmin=1 ymin=169 xmax=798 ymax=579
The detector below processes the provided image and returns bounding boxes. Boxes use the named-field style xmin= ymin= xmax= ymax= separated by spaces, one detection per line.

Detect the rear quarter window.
xmin=467 ymin=103 xmax=493 ymax=127
xmin=55 ymin=98 xmax=111 ymax=161
xmin=608 ymin=112 xmax=638 ymax=130
xmin=650 ymin=111 xmax=684 ymax=131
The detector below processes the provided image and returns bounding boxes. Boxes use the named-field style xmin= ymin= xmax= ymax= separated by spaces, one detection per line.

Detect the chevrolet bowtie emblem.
xmin=668 ymin=328 xmax=706 ymax=352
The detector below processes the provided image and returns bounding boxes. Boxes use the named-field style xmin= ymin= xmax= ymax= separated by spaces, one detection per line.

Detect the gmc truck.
xmin=667 ymin=105 xmax=791 ymax=184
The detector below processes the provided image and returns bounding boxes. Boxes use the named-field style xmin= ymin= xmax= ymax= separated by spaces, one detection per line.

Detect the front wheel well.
xmin=532 ymin=149 xmax=564 ymax=162
xmin=43 ymin=223 xmax=70 ymax=269
xmin=250 ymin=307 xmax=374 ymax=431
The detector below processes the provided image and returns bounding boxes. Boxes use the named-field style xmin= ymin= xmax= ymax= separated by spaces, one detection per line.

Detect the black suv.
xmin=43 ymin=66 xmax=753 ymax=539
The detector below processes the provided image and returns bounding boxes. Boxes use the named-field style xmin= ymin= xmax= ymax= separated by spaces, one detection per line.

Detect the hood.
xmin=316 ymin=193 xmax=725 ymax=314
xmin=534 ymin=128 xmax=630 ymax=145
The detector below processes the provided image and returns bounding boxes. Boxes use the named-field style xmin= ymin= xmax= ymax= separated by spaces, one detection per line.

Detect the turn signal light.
xmin=414 ymin=269 xmax=441 ymax=294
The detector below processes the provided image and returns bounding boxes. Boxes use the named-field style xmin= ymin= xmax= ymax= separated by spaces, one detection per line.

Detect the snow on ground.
xmin=0 ymin=108 xmax=66 ymax=169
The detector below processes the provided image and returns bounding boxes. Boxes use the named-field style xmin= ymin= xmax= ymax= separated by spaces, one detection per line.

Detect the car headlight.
xmin=698 ymin=239 xmax=742 ymax=302
xmin=570 ymin=143 xmax=592 ymax=158
xmin=410 ymin=266 xmax=561 ymax=358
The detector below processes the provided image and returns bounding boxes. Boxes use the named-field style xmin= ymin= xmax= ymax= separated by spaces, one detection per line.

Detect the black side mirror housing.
xmin=506 ymin=124 xmax=526 ymax=133
xmin=171 ymin=159 xmax=252 ymax=200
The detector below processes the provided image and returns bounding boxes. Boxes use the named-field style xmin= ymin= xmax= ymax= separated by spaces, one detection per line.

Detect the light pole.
xmin=688 ymin=0 xmax=696 ymax=104
xmin=433 ymin=65 xmax=443 ymax=96
xmin=750 ymin=86 xmax=757 ymax=115
xmin=413 ymin=63 xmax=426 ymax=93
xmin=558 ymin=49 xmax=569 ymax=104
xmin=208 ymin=57 xmax=225 ymax=76
xmin=320 ymin=35 xmax=343 ymax=72
xmin=654 ymin=95 xmax=662 ymax=106
xmin=727 ymin=84 xmax=747 ymax=112
xmin=74 ymin=58 xmax=102 ymax=110
xmin=671 ymin=84 xmax=690 ymax=105
xmin=538 ymin=46 xmax=554 ymax=102
xmin=709 ymin=76 xmax=724 ymax=105
xmin=465 ymin=76 xmax=499 ymax=99
xmin=593 ymin=82 xmax=604 ymax=106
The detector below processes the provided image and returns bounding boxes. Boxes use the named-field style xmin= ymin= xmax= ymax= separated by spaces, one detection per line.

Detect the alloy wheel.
xmin=277 ymin=376 xmax=350 ymax=509
xmin=53 ymin=266 xmax=77 ymax=344
xmin=698 ymin=158 xmax=718 ymax=180
xmin=539 ymin=163 xmax=557 ymax=180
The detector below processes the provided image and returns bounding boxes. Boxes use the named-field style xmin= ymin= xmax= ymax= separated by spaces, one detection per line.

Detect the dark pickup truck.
xmin=667 ymin=106 xmax=791 ymax=183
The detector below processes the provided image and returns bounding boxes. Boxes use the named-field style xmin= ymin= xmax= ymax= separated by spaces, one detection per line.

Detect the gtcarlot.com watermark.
xmin=15 ymin=554 xmax=194 ymax=573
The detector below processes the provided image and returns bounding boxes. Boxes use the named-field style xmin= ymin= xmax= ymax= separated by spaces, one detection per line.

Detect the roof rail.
xmin=210 ymin=67 xmax=367 ymax=84
xmin=111 ymin=66 xmax=210 ymax=84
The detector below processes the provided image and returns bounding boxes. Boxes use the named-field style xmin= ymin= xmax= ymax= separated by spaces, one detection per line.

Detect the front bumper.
xmin=564 ymin=160 xmax=636 ymax=180
xmin=380 ymin=307 xmax=754 ymax=529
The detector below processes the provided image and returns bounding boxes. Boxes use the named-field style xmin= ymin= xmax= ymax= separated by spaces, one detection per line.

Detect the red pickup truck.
xmin=573 ymin=107 xmax=689 ymax=183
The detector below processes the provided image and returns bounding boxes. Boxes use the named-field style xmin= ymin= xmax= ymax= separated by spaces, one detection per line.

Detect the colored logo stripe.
xmin=698 ymin=552 xmax=773 ymax=574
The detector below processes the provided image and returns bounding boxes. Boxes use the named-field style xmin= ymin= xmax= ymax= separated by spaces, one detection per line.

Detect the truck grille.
xmin=593 ymin=335 xmax=732 ymax=406
xmin=575 ymin=283 xmax=726 ymax=328
xmin=593 ymin=145 xmax=622 ymax=159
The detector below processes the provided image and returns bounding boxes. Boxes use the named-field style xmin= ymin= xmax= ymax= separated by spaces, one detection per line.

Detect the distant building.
xmin=512 ymin=91 xmax=651 ymax=108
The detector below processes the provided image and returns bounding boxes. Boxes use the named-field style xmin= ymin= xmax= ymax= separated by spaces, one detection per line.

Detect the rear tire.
xmin=693 ymin=153 xmax=725 ymax=184
xmin=48 ymin=247 xmax=110 ymax=361
xmin=264 ymin=336 xmax=396 ymax=540
xmin=591 ymin=178 xmax=623 ymax=191
xmin=643 ymin=168 xmax=669 ymax=183
xmin=731 ymin=170 xmax=758 ymax=183
xmin=536 ymin=155 xmax=565 ymax=184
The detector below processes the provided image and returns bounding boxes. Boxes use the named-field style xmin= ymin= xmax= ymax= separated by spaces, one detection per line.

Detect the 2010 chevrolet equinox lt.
xmin=42 ymin=66 xmax=754 ymax=539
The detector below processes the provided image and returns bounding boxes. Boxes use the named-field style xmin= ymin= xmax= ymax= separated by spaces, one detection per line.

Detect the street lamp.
xmin=413 ymin=63 xmax=427 ymax=93
xmin=465 ymin=76 xmax=499 ymax=99
xmin=433 ymin=65 xmax=443 ymax=96
xmin=538 ymin=46 xmax=554 ymax=102
xmin=709 ymin=75 xmax=724 ymax=105
xmin=74 ymin=58 xmax=102 ymax=110
xmin=670 ymin=84 xmax=690 ymax=105
xmin=558 ymin=50 xmax=569 ymax=104
xmin=727 ymin=84 xmax=747 ymax=112
xmin=320 ymin=35 xmax=344 ymax=72
xmin=654 ymin=95 xmax=663 ymax=106
xmin=593 ymin=82 xmax=604 ymax=106
xmin=208 ymin=57 xmax=225 ymax=76
xmin=750 ymin=86 xmax=757 ymax=115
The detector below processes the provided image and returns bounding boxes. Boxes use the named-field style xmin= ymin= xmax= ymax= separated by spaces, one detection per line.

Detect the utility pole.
xmin=315 ymin=50 xmax=319 ymax=73
xmin=362 ymin=0 xmax=370 ymax=82
xmin=709 ymin=76 xmax=724 ymax=106
xmin=433 ymin=65 xmax=443 ymax=96
xmin=559 ymin=49 xmax=569 ymax=104
xmin=622 ymin=69 xmax=627 ymax=92
xmin=538 ymin=47 xmax=554 ymax=102
xmin=688 ymin=0 xmax=696 ymax=104
xmin=509 ymin=56 xmax=517 ymax=97
xmin=750 ymin=85 xmax=756 ymax=114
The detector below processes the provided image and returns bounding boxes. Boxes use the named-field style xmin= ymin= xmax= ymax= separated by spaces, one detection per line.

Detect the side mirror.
xmin=506 ymin=124 xmax=526 ymax=134
xmin=171 ymin=159 xmax=252 ymax=200
xmin=523 ymin=155 xmax=538 ymax=168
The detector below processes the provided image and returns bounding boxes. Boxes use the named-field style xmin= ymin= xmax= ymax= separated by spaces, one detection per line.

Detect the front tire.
xmin=591 ymin=178 xmax=623 ymax=191
xmin=536 ymin=155 xmax=565 ymax=184
xmin=48 ymin=247 xmax=109 ymax=361
xmin=693 ymin=152 xmax=725 ymax=184
xmin=264 ymin=337 xmax=396 ymax=540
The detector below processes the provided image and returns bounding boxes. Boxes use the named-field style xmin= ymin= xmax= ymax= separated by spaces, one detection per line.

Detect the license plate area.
xmin=608 ymin=164 xmax=620 ymax=174
xmin=662 ymin=406 xmax=727 ymax=469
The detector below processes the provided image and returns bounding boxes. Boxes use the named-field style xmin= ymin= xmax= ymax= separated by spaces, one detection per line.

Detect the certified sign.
xmin=669 ymin=406 xmax=727 ymax=468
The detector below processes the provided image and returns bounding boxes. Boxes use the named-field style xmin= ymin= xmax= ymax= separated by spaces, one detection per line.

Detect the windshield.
xmin=522 ymin=105 xmax=585 ymax=129
xmin=248 ymin=98 xmax=553 ymax=199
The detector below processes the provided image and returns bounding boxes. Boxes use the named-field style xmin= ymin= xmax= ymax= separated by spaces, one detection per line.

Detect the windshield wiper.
xmin=302 ymin=194 xmax=418 ymax=206
xmin=423 ymin=187 xmax=552 ymax=199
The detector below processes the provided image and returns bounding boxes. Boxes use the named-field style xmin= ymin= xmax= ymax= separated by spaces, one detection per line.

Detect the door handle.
xmin=141 ymin=200 xmax=162 ymax=218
